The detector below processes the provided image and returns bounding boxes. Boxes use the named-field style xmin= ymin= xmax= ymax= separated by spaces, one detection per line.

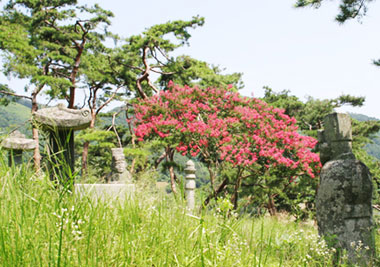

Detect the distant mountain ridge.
xmin=0 ymin=99 xmax=32 ymax=136
xmin=349 ymin=113 xmax=379 ymax=122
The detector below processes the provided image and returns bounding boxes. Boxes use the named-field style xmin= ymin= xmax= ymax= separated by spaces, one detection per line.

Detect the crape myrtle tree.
xmin=132 ymin=83 xmax=321 ymax=212
xmin=0 ymin=0 xmax=113 ymax=170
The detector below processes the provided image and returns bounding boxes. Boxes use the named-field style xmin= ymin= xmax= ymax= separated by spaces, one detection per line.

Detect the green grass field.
xmin=0 ymin=157 xmax=379 ymax=266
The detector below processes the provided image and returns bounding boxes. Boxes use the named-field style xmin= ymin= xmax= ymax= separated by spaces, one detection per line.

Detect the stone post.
xmin=185 ymin=160 xmax=196 ymax=211
xmin=317 ymin=113 xmax=375 ymax=264
xmin=34 ymin=104 xmax=91 ymax=184
xmin=110 ymin=148 xmax=132 ymax=183
xmin=1 ymin=130 xmax=36 ymax=167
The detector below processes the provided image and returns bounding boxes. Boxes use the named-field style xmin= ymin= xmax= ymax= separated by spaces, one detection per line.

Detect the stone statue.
xmin=110 ymin=148 xmax=132 ymax=183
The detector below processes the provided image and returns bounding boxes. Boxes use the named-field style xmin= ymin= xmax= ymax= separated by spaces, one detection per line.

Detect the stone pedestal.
xmin=34 ymin=104 xmax=91 ymax=183
xmin=317 ymin=113 xmax=375 ymax=264
xmin=1 ymin=130 xmax=36 ymax=166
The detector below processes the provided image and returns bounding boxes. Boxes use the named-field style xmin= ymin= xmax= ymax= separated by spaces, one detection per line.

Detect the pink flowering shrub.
xmin=133 ymin=82 xmax=321 ymax=180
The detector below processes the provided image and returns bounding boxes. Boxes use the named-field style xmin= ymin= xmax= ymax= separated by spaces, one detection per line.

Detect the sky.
xmin=2 ymin=0 xmax=380 ymax=118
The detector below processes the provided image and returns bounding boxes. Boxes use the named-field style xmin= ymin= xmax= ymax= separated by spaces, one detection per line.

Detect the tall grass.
xmin=0 ymin=155 xmax=378 ymax=266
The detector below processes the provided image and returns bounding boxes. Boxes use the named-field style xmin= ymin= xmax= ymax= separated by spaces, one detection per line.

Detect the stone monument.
xmin=110 ymin=147 xmax=132 ymax=183
xmin=34 ymin=104 xmax=91 ymax=183
xmin=317 ymin=113 xmax=375 ymax=264
xmin=1 ymin=130 xmax=36 ymax=166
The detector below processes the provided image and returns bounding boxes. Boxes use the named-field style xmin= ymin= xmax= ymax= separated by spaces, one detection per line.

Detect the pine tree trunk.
xmin=169 ymin=165 xmax=177 ymax=195
xmin=166 ymin=147 xmax=177 ymax=195
xmin=81 ymin=112 xmax=95 ymax=176
xmin=81 ymin=141 xmax=89 ymax=175
xmin=267 ymin=194 xmax=277 ymax=216
xmin=32 ymin=127 xmax=41 ymax=171
xmin=31 ymin=92 xmax=40 ymax=171
xmin=231 ymin=175 xmax=242 ymax=210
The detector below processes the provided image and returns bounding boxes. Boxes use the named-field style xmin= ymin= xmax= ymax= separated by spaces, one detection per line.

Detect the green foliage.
xmin=261 ymin=86 xmax=368 ymax=138
xmin=294 ymin=0 xmax=375 ymax=23
xmin=75 ymin=128 xmax=117 ymax=180
xmin=158 ymin=55 xmax=244 ymax=90
xmin=352 ymin=118 xmax=380 ymax=149
xmin=0 ymin=83 xmax=13 ymax=106
xmin=124 ymin=145 xmax=151 ymax=172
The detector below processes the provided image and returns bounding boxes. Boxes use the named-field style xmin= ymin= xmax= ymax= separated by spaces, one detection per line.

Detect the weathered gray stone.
xmin=1 ymin=131 xmax=36 ymax=166
xmin=318 ymin=113 xmax=352 ymax=164
xmin=34 ymin=103 xmax=91 ymax=130
xmin=110 ymin=148 xmax=132 ymax=183
xmin=185 ymin=160 xmax=196 ymax=211
xmin=2 ymin=131 xmax=36 ymax=151
xmin=316 ymin=113 xmax=375 ymax=264
xmin=317 ymin=159 xmax=374 ymax=263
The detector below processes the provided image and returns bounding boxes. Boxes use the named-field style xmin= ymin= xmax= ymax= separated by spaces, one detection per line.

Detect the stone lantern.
xmin=1 ymin=130 xmax=36 ymax=166
xmin=33 ymin=104 xmax=91 ymax=182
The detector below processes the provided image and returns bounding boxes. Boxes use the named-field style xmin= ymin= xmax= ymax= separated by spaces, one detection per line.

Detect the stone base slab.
xmin=75 ymin=183 xmax=135 ymax=200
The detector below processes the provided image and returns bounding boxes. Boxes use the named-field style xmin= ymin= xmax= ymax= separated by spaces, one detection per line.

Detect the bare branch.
xmin=150 ymin=46 xmax=168 ymax=67
xmin=112 ymin=111 xmax=122 ymax=148
xmin=106 ymin=107 xmax=125 ymax=148
xmin=156 ymin=45 xmax=172 ymax=62
xmin=147 ymin=78 xmax=159 ymax=93
xmin=150 ymin=68 xmax=176 ymax=75
xmin=75 ymin=20 xmax=87 ymax=34
xmin=0 ymin=90 xmax=32 ymax=100
xmin=154 ymin=151 xmax=167 ymax=169
xmin=96 ymin=86 xmax=122 ymax=115
xmin=79 ymin=91 xmax=87 ymax=109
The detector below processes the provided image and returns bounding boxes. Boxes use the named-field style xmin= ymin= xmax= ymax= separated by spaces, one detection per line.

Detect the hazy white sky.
xmin=3 ymin=0 xmax=380 ymax=118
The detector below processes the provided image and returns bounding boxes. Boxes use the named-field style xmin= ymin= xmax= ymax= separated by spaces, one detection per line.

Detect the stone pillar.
xmin=34 ymin=104 xmax=91 ymax=184
xmin=9 ymin=150 xmax=23 ymax=166
xmin=110 ymin=148 xmax=132 ymax=183
xmin=1 ymin=130 xmax=36 ymax=167
xmin=49 ymin=128 xmax=75 ymax=174
xmin=317 ymin=113 xmax=375 ymax=264
xmin=185 ymin=160 xmax=196 ymax=211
